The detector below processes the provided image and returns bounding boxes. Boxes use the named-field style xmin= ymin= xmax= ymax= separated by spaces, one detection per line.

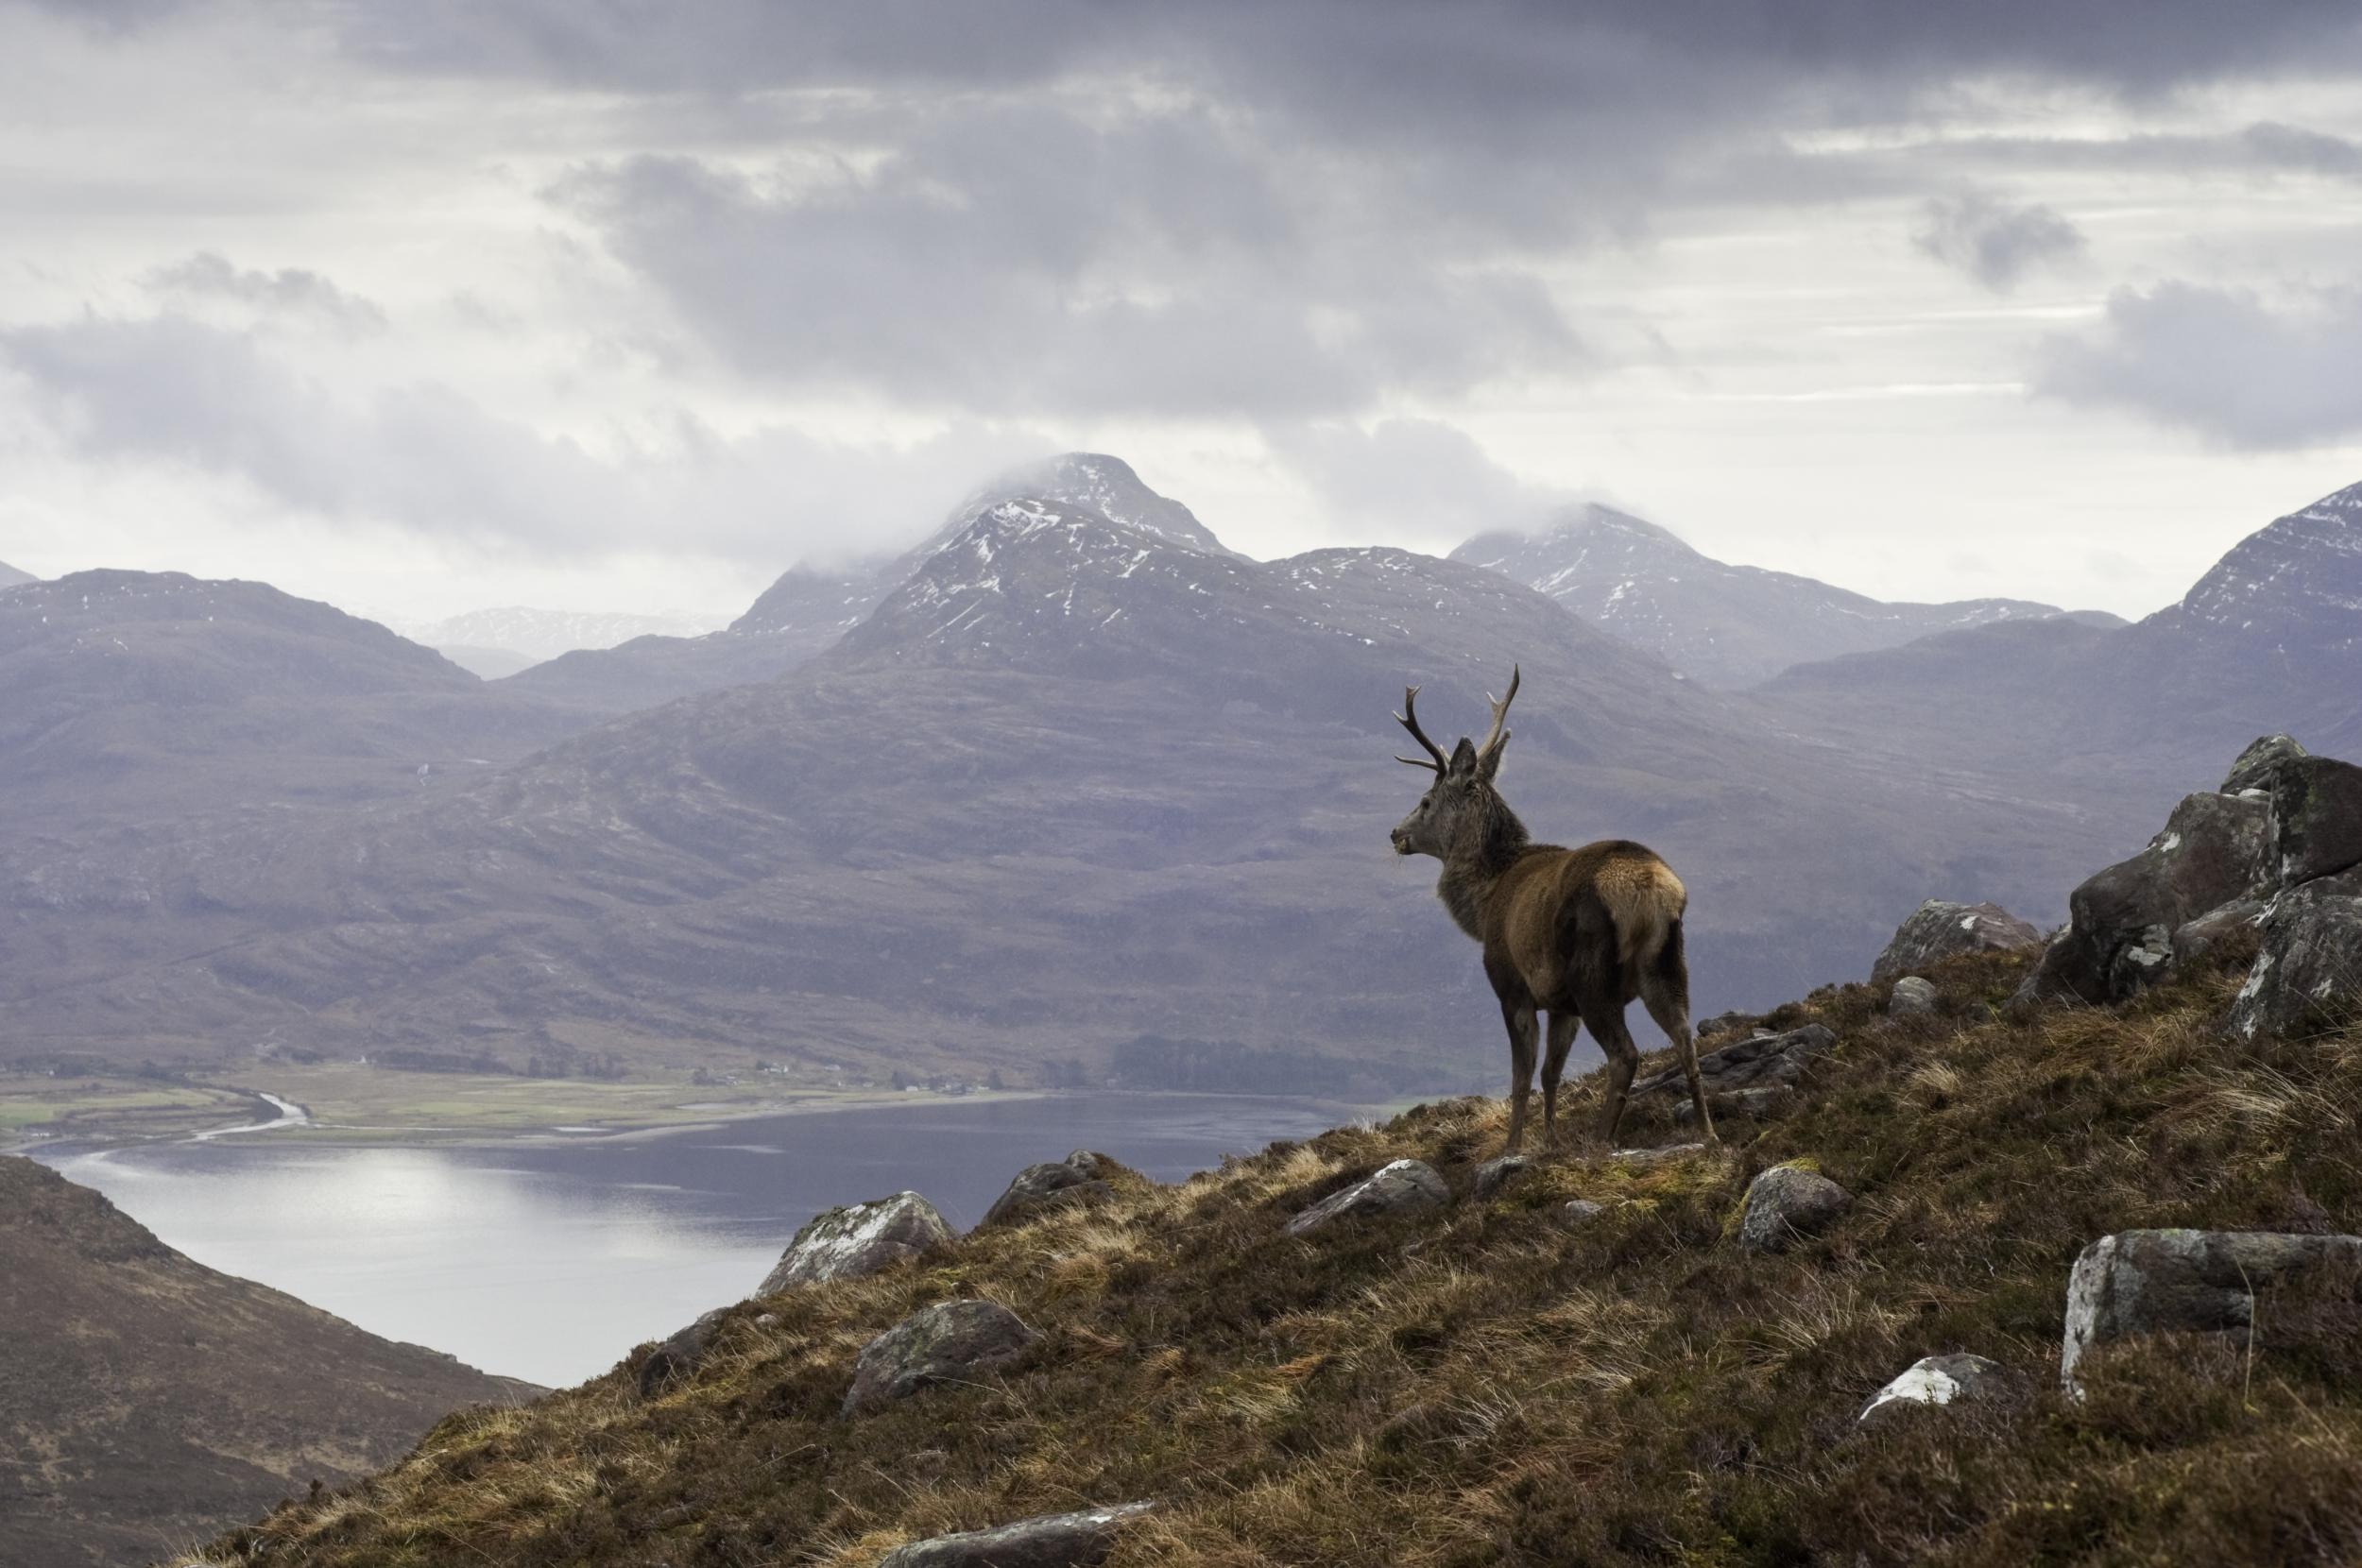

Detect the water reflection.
xmin=40 ymin=1093 xmax=1364 ymax=1387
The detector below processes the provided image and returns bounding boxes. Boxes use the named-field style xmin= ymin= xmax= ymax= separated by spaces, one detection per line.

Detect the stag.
xmin=1390 ymin=668 xmax=1715 ymax=1150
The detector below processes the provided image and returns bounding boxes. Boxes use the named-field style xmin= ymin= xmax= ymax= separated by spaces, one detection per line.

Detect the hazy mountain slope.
xmin=0 ymin=1156 xmax=528 ymax=1568
xmin=0 ymin=500 xmax=2137 ymax=1090
xmin=1754 ymin=479 xmax=2362 ymax=786
xmin=403 ymin=606 xmax=716 ymax=665
xmin=436 ymin=644 xmax=539 ymax=680
xmin=503 ymin=453 xmax=1229 ymax=718
xmin=0 ymin=571 xmax=594 ymax=827
xmin=0 ymin=560 xmax=32 ymax=590
xmin=1454 ymin=503 xmax=2064 ymax=687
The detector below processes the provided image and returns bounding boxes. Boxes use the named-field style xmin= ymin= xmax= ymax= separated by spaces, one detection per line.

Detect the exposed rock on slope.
xmin=0 ymin=1156 xmax=528 ymax=1567
xmin=1453 ymin=503 xmax=2064 ymax=688
xmin=1871 ymin=899 xmax=2044 ymax=982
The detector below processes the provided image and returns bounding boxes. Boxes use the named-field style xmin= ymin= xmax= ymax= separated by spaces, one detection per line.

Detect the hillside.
xmin=402 ymin=606 xmax=718 ymax=668
xmin=1755 ymin=479 xmax=2362 ymax=785
xmin=0 ymin=571 xmax=593 ymax=827
xmin=0 ymin=496 xmax=2138 ymax=1089
xmin=1453 ymin=504 xmax=2066 ymax=688
xmin=177 ymin=935 xmax=2362 ymax=1567
xmin=0 ymin=1156 xmax=528 ymax=1567
xmin=0 ymin=560 xmax=32 ymax=590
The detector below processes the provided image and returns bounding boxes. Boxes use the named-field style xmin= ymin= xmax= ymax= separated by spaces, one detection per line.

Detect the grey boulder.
xmin=1888 ymin=976 xmax=1938 ymax=1016
xmin=2170 ymin=898 xmax=2266 ymax=967
xmin=1738 ymin=1165 xmax=1853 ymax=1253
xmin=1611 ymin=1142 xmax=1708 ymax=1167
xmin=1857 ymin=1353 xmax=2018 ymax=1427
xmin=2271 ymin=755 xmax=2362 ymax=888
xmin=2021 ymin=790 xmax=2274 ymax=1006
xmin=2061 ymin=1228 xmax=2362 ymax=1389
xmin=1632 ymin=1023 xmax=1835 ymax=1100
xmin=982 ymin=1155 xmax=1115 ymax=1228
xmin=761 ymin=1190 xmax=953 ymax=1294
xmin=1470 ymin=1154 xmax=1532 ymax=1202
xmin=1558 ymin=1199 xmax=1608 ymax=1227
xmin=2226 ymin=870 xmax=2362 ymax=1042
xmin=638 ymin=1307 xmax=727 ymax=1398
xmin=1286 ymin=1158 xmax=1448 ymax=1236
xmin=842 ymin=1300 xmax=1040 ymax=1417
xmin=2221 ymin=733 xmax=2308 ymax=798
xmin=878 ymin=1503 xmax=1155 ymax=1568
xmin=1871 ymin=900 xmax=2044 ymax=984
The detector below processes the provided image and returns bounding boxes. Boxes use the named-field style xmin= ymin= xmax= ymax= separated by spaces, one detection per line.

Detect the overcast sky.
xmin=5 ymin=2 xmax=2362 ymax=627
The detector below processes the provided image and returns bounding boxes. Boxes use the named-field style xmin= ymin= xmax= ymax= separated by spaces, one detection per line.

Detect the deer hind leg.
xmin=1636 ymin=917 xmax=1717 ymax=1144
xmin=1499 ymin=1002 xmax=1539 ymax=1153
xmin=1540 ymin=1011 xmax=1580 ymax=1151
xmin=1583 ymin=1002 xmax=1643 ymax=1149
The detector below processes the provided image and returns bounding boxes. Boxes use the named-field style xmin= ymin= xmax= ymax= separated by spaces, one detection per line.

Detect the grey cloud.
xmin=145 ymin=252 xmax=388 ymax=333
xmin=0 ymin=312 xmax=1040 ymax=562
xmin=2032 ymin=281 xmax=2362 ymax=448
xmin=1270 ymin=418 xmax=1570 ymax=546
xmin=1913 ymin=192 xmax=2086 ymax=291
xmin=1933 ymin=121 xmax=2362 ymax=184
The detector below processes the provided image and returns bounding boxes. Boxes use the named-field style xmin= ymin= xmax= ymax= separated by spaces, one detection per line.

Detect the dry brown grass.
xmin=180 ymin=950 xmax=2362 ymax=1568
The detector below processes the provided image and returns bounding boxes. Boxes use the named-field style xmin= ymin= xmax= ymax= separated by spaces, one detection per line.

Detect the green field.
xmin=0 ymin=1077 xmax=256 ymax=1144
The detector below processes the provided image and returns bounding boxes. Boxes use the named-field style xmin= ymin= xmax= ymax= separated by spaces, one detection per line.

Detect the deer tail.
xmin=1596 ymin=855 xmax=1687 ymax=972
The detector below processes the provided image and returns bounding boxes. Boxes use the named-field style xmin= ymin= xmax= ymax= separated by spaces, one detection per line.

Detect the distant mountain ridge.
xmin=402 ymin=605 xmax=720 ymax=667
xmin=1453 ymin=503 xmax=2075 ymax=687
xmin=0 ymin=1155 xmax=528 ymax=1567
xmin=0 ymin=559 xmax=32 ymax=589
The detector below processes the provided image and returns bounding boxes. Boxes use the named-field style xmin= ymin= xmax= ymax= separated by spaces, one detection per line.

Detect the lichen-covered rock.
xmin=1285 ymin=1159 xmax=1448 ymax=1236
xmin=1888 ymin=976 xmax=1938 ymax=1016
xmin=1611 ymin=1142 xmax=1708 ymax=1167
xmin=2221 ymin=733 xmax=2308 ymax=798
xmin=2021 ymin=791 xmax=2275 ymax=1005
xmin=1558 ymin=1199 xmax=1607 ymax=1227
xmin=2170 ymin=897 xmax=2267 ymax=966
xmin=1871 ymin=900 xmax=2044 ymax=984
xmin=1672 ymin=1084 xmax=1794 ymax=1125
xmin=637 ymin=1307 xmax=727 ymax=1398
xmin=2226 ymin=870 xmax=2362 ymax=1042
xmin=842 ymin=1300 xmax=1040 ymax=1417
xmin=1738 ymin=1165 xmax=1852 ymax=1253
xmin=1632 ymin=1023 xmax=1835 ymax=1100
xmin=1470 ymin=1154 xmax=1532 ymax=1202
xmin=1857 ymin=1353 xmax=2018 ymax=1427
xmin=760 ymin=1191 xmax=953 ymax=1294
xmin=2061 ymin=1228 xmax=2362 ymax=1389
xmin=981 ymin=1157 xmax=1114 ymax=1228
xmin=877 ymin=1503 xmax=1155 ymax=1567
xmin=2270 ymin=755 xmax=2362 ymax=888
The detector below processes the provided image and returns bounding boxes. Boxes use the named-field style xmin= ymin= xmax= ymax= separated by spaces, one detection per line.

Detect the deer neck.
xmin=1434 ymin=794 xmax=1530 ymax=941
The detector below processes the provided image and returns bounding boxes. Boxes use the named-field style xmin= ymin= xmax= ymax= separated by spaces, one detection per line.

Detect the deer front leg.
xmin=1499 ymin=1002 xmax=1538 ymax=1153
xmin=1541 ymin=1011 xmax=1580 ymax=1150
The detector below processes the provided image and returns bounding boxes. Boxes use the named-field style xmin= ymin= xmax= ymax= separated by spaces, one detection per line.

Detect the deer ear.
xmin=1447 ymin=738 xmax=1478 ymax=775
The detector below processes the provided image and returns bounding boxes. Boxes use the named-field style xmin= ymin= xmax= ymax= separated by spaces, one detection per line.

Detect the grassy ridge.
xmin=184 ymin=948 xmax=2362 ymax=1567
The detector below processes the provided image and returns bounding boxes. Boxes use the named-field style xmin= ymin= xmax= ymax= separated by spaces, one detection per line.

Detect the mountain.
xmin=0 ymin=571 xmax=594 ymax=827
xmin=503 ymin=452 xmax=1230 ymax=717
xmin=436 ymin=644 xmax=539 ymax=680
xmin=181 ymin=939 xmax=2362 ymax=1568
xmin=0 ymin=1155 xmax=529 ymax=1567
xmin=1754 ymin=480 xmax=2362 ymax=788
xmin=0 ymin=494 xmax=2138 ymax=1091
xmin=0 ymin=560 xmax=33 ymax=590
xmin=402 ymin=606 xmax=719 ymax=668
xmin=1453 ymin=503 xmax=2068 ymax=688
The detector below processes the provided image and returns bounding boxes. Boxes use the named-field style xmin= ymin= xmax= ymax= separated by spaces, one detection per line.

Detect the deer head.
xmin=1388 ymin=667 xmax=1520 ymax=860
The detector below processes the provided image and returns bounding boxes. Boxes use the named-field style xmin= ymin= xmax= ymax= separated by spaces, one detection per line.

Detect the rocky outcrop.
xmin=1633 ymin=1023 xmax=1835 ymax=1102
xmin=1286 ymin=1159 xmax=1448 ymax=1236
xmin=982 ymin=1156 xmax=1115 ymax=1229
xmin=1470 ymin=1155 xmax=1531 ymax=1202
xmin=2021 ymin=791 xmax=2274 ymax=1006
xmin=1871 ymin=901 xmax=2044 ymax=984
xmin=2060 ymin=1229 xmax=2362 ymax=1389
xmin=2228 ymin=869 xmax=2362 ymax=1041
xmin=1737 ymin=1166 xmax=1852 ymax=1253
xmin=1888 ymin=976 xmax=1938 ymax=1016
xmin=2170 ymin=898 xmax=2266 ymax=966
xmin=842 ymin=1300 xmax=1040 ymax=1417
xmin=638 ymin=1308 xmax=727 ymax=1397
xmin=1857 ymin=1354 xmax=2018 ymax=1427
xmin=2270 ymin=756 xmax=2362 ymax=887
xmin=760 ymin=1191 xmax=953 ymax=1294
xmin=2221 ymin=733 xmax=2307 ymax=797
xmin=877 ymin=1503 xmax=1155 ymax=1567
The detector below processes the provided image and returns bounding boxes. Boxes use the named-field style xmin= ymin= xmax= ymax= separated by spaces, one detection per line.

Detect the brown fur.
xmin=1392 ymin=674 xmax=1716 ymax=1150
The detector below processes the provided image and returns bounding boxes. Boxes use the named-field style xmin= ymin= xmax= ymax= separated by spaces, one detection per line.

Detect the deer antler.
xmin=1476 ymin=665 xmax=1520 ymax=769
xmin=1394 ymin=685 xmax=1448 ymax=774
